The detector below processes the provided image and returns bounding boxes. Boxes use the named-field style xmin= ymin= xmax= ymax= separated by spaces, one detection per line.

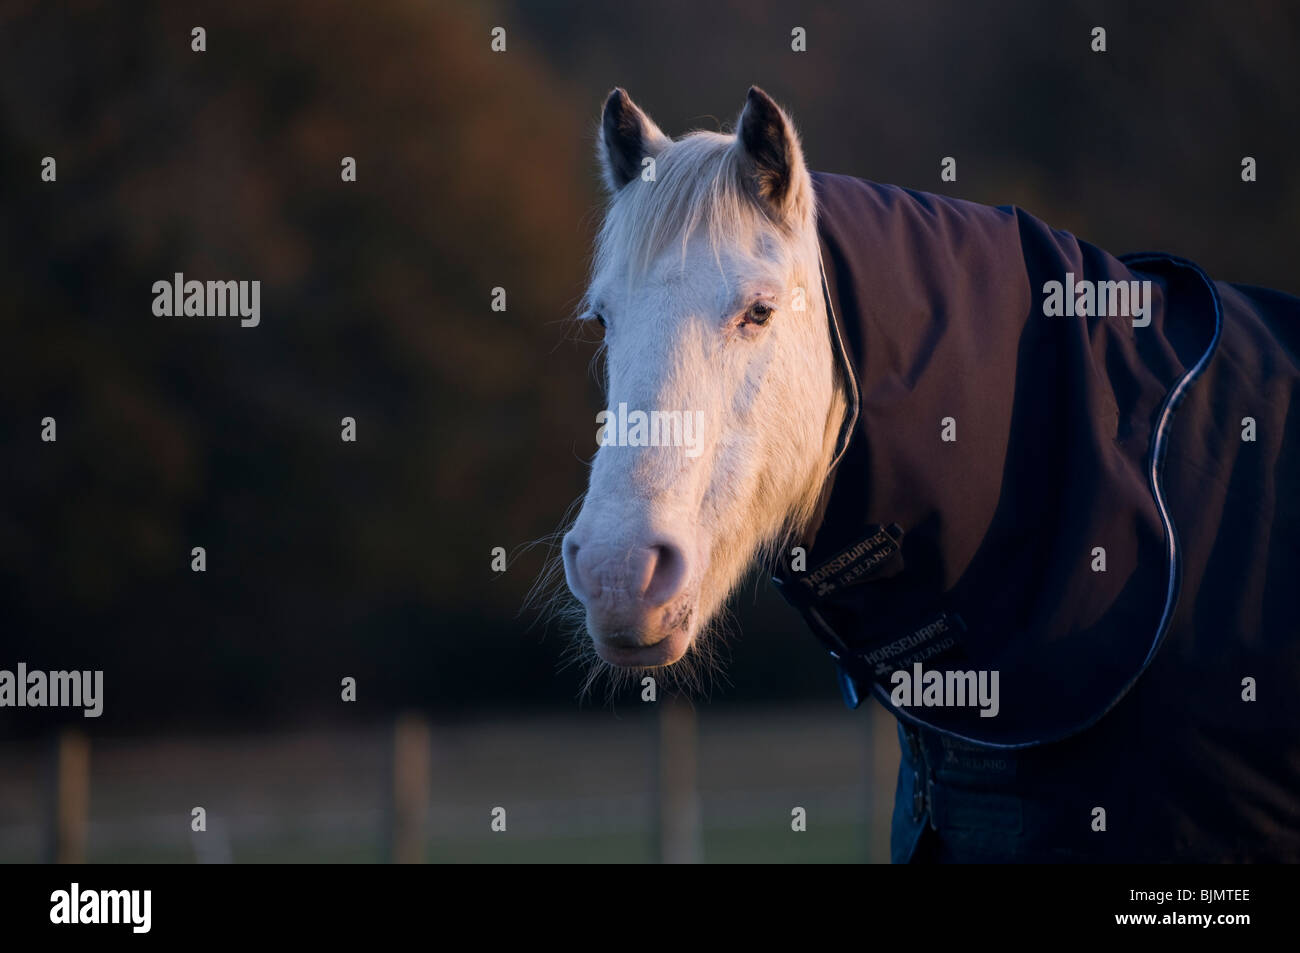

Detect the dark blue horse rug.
xmin=774 ymin=171 xmax=1300 ymax=862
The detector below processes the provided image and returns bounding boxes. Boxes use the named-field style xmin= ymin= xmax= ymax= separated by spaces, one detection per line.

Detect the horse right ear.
xmin=598 ymin=88 xmax=670 ymax=192
xmin=735 ymin=86 xmax=812 ymax=229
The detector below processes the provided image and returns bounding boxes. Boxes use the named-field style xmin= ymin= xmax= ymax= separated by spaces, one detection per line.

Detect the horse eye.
xmin=594 ymin=313 xmax=607 ymax=329
xmin=745 ymin=302 xmax=775 ymax=326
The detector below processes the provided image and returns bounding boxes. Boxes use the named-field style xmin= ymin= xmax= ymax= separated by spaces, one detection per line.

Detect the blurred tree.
xmin=1 ymin=0 xmax=1295 ymax=733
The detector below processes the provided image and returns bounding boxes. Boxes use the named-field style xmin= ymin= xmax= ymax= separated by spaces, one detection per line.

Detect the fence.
xmin=1 ymin=701 xmax=900 ymax=863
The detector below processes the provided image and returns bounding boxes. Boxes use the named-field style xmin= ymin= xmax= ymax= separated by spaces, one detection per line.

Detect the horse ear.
xmin=598 ymin=88 xmax=670 ymax=192
xmin=735 ymin=86 xmax=811 ymax=227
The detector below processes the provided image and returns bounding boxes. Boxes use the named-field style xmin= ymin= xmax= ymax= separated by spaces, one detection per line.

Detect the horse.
xmin=555 ymin=86 xmax=1300 ymax=861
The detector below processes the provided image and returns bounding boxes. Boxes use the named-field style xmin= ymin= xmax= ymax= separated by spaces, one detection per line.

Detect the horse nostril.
xmin=641 ymin=539 xmax=688 ymax=607
xmin=562 ymin=532 xmax=596 ymax=604
xmin=564 ymin=531 xmax=689 ymax=611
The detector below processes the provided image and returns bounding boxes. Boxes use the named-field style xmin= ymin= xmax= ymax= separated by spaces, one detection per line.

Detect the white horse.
xmin=558 ymin=86 xmax=844 ymax=686
xmin=550 ymin=86 xmax=1300 ymax=863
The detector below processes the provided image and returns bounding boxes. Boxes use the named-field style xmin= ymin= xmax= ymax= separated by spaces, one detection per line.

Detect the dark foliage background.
xmin=1 ymin=0 xmax=1296 ymax=735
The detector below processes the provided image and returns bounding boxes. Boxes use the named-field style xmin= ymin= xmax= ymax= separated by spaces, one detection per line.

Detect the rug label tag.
xmin=799 ymin=523 xmax=904 ymax=598
xmin=859 ymin=611 xmax=966 ymax=677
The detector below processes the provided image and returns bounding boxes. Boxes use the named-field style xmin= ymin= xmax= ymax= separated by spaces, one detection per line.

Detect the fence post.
xmin=655 ymin=697 xmax=701 ymax=864
xmin=390 ymin=713 xmax=431 ymax=864
xmin=48 ymin=728 xmax=90 ymax=864
xmin=866 ymin=704 xmax=896 ymax=862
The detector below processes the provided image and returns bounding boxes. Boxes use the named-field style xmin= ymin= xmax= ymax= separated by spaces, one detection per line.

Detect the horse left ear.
xmin=736 ymin=86 xmax=812 ymax=227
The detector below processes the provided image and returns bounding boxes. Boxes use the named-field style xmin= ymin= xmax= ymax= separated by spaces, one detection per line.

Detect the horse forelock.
xmin=586 ymin=131 xmax=803 ymax=312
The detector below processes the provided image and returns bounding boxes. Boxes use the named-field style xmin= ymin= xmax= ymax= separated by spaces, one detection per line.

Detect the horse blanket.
xmin=774 ymin=171 xmax=1300 ymax=861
